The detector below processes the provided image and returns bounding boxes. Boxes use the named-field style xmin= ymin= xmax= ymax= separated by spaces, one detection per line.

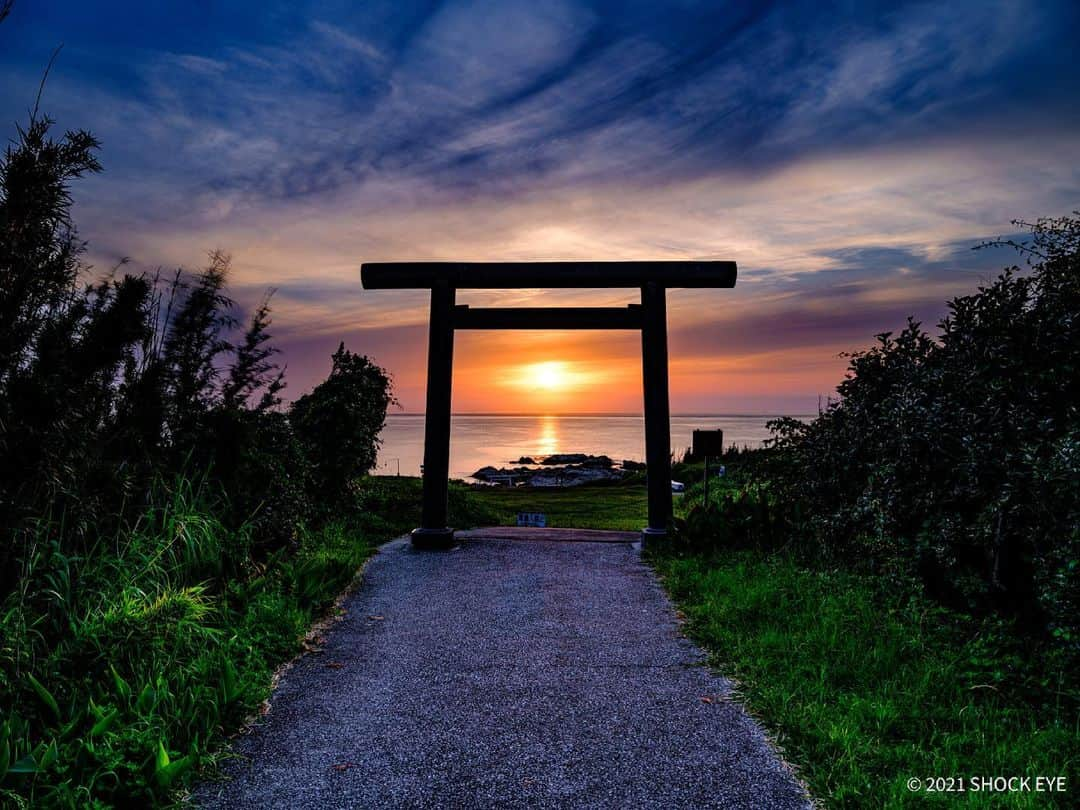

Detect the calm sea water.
xmin=374 ymin=414 xmax=814 ymax=480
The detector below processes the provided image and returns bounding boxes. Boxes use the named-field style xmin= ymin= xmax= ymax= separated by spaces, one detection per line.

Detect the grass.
xmin=465 ymin=477 xmax=648 ymax=531
xmin=650 ymin=549 xmax=1080 ymax=808
xmin=0 ymin=475 xmax=497 ymax=808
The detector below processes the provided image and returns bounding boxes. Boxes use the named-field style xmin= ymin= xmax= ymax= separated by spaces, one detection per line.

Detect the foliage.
xmin=0 ymin=101 xmax=394 ymax=574
xmin=0 ymin=22 xmax=400 ymax=804
xmin=683 ymin=216 xmax=1080 ymax=647
xmin=290 ymin=343 xmax=394 ymax=505
xmin=652 ymin=549 xmax=1079 ymax=809
xmin=0 ymin=110 xmax=284 ymax=574
xmin=0 ymin=113 xmax=101 ymax=380
xmin=676 ymin=481 xmax=787 ymax=553
xmin=0 ymin=478 xmax=410 ymax=807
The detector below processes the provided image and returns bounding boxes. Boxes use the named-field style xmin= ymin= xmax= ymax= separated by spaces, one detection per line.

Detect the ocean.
xmin=374 ymin=414 xmax=814 ymax=480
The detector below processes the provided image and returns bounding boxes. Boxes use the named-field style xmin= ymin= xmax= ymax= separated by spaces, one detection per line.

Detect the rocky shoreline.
xmin=471 ymin=454 xmax=645 ymax=487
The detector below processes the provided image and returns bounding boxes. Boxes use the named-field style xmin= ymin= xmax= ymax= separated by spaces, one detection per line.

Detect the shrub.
xmin=291 ymin=343 xmax=394 ymax=505
xmin=0 ymin=103 xmax=375 ymax=579
xmin=762 ymin=214 xmax=1080 ymax=642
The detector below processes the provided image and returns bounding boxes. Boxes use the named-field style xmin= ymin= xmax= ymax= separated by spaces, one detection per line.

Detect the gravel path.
xmin=194 ymin=533 xmax=811 ymax=809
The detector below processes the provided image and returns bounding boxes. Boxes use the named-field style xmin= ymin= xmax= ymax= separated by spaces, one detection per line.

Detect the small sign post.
xmin=516 ymin=512 xmax=547 ymax=528
xmin=692 ymin=429 xmax=724 ymax=506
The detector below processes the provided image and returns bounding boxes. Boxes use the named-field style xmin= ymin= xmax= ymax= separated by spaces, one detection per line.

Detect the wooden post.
xmin=412 ymin=281 xmax=456 ymax=549
xmin=641 ymin=281 xmax=672 ymax=544
xmin=704 ymin=455 xmax=709 ymax=507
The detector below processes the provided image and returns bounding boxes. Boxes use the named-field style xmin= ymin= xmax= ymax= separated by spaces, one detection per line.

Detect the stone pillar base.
xmin=639 ymin=527 xmax=667 ymax=551
xmin=411 ymin=527 xmax=457 ymax=550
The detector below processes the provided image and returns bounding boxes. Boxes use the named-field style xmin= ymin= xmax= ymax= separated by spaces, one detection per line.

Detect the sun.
xmin=501 ymin=360 xmax=600 ymax=396
xmin=532 ymin=361 xmax=568 ymax=390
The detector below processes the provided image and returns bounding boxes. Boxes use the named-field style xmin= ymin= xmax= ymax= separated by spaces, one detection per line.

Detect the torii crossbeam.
xmin=360 ymin=261 xmax=737 ymax=549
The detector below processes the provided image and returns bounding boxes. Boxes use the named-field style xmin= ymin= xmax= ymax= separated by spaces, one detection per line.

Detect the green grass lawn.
xmin=464 ymin=479 xmax=649 ymax=531
xmin=650 ymin=549 xmax=1079 ymax=809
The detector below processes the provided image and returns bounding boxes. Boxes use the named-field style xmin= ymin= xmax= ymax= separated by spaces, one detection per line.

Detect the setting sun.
xmin=533 ymin=361 xmax=569 ymax=390
xmin=502 ymin=360 xmax=606 ymax=396
xmin=464 ymin=340 xmax=641 ymax=413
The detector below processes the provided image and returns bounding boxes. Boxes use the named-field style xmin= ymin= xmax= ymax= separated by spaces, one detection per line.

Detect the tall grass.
xmin=0 ymin=477 xmax=413 ymax=807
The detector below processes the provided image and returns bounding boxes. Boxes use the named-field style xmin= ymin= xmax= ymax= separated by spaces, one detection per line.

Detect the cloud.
xmin=1 ymin=0 xmax=1077 ymax=411
xmin=11 ymin=0 xmax=1076 ymax=212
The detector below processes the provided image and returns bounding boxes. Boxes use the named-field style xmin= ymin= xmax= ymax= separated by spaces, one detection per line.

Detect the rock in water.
xmin=541 ymin=453 xmax=613 ymax=467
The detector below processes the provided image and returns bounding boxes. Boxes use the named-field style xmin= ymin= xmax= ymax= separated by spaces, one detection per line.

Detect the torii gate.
xmin=360 ymin=262 xmax=737 ymax=549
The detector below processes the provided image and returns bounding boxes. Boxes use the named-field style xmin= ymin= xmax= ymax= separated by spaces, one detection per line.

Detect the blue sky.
xmin=2 ymin=0 xmax=1078 ymax=411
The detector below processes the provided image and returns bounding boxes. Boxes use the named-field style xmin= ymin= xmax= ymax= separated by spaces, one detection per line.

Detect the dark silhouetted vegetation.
xmin=764 ymin=213 xmax=1080 ymax=643
xmin=675 ymin=213 xmax=1080 ymax=646
xmin=292 ymin=342 xmax=394 ymax=506
xmin=0 ymin=45 xmax=442 ymax=806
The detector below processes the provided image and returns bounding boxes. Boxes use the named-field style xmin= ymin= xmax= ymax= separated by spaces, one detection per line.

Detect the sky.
xmin=2 ymin=0 xmax=1078 ymax=414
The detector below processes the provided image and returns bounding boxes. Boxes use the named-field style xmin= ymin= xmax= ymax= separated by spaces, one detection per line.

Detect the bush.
xmin=675 ymin=481 xmax=789 ymax=553
xmin=0 ymin=118 xmax=292 ymax=575
xmin=760 ymin=214 xmax=1080 ymax=644
xmin=0 ymin=104 xmax=394 ymax=576
xmin=291 ymin=343 xmax=393 ymax=506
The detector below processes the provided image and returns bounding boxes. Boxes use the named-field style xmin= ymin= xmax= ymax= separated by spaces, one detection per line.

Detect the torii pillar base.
xmin=411 ymin=527 xmax=456 ymax=550
xmin=639 ymin=526 xmax=668 ymax=551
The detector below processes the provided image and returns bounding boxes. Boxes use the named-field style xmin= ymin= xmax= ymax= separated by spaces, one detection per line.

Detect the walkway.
xmin=194 ymin=531 xmax=810 ymax=809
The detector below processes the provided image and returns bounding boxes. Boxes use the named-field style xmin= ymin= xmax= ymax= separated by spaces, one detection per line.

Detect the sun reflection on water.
xmin=536 ymin=414 xmax=560 ymax=458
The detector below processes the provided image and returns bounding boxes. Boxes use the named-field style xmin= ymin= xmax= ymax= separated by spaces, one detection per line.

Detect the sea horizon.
xmin=376 ymin=413 xmax=813 ymax=479
xmin=388 ymin=411 xmax=818 ymax=418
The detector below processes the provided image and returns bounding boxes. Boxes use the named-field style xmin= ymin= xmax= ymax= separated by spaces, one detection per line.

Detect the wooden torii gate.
xmin=360 ymin=262 xmax=737 ymax=549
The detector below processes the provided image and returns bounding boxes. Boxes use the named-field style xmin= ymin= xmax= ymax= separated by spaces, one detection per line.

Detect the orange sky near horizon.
xmin=383 ymin=324 xmax=855 ymax=415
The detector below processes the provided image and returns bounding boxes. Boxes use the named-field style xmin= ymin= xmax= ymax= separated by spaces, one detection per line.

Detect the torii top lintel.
xmin=360 ymin=261 xmax=737 ymax=290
